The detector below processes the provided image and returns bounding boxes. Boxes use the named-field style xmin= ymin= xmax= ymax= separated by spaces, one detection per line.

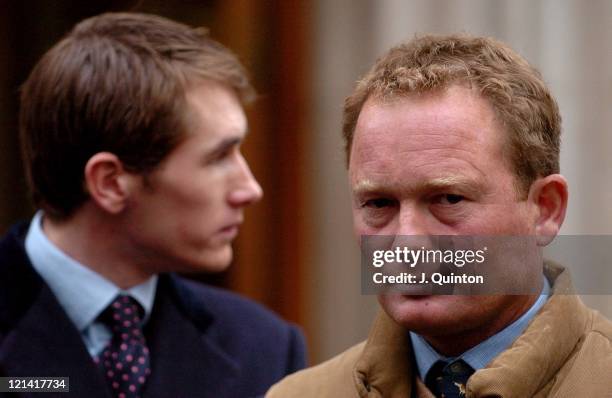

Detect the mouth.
xmin=217 ymin=220 xmax=243 ymax=240
xmin=401 ymin=294 xmax=433 ymax=301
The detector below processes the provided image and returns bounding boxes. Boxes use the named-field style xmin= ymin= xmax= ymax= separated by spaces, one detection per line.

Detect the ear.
xmin=527 ymin=174 xmax=568 ymax=246
xmin=84 ymin=152 xmax=138 ymax=215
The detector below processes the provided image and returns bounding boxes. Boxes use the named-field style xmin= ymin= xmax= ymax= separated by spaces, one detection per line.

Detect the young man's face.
xmin=349 ymin=85 xmax=540 ymax=343
xmin=123 ymin=81 xmax=262 ymax=273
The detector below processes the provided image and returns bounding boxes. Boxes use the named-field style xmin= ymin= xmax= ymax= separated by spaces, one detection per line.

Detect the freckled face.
xmin=349 ymin=85 xmax=539 ymax=337
xmin=122 ymin=81 xmax=262 ymax=274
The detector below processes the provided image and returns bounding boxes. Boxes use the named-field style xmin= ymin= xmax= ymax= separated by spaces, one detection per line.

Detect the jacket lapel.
xmin=143 ymin=276 xmax=241 ymax=398
xmin=468 ymin=263 xmax=589 ymax=397
xmin=0 ymin=284 xmax=110 ymax=398
xmin=354 ymin=310 xmax=413 ymax=397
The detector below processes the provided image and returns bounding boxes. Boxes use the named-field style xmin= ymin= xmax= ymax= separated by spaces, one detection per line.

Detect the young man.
xmin=268 ymin=34 xmax=612 ymax=397
xmin=0 ymin=12 xmax=305 ymax=397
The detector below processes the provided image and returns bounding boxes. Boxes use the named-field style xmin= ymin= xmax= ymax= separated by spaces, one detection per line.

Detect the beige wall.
xmin=308 ymin=0 xmax=612 ymax=363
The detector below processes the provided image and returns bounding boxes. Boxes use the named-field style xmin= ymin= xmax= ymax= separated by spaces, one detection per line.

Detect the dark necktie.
xmin=94 ymin=295 xmax=151 ymax=398
xmin=425 ymin=359 xmax=474 ymax=398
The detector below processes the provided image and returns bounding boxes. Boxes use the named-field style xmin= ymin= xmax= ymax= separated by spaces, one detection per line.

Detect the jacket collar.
xmin=467 ymin=263 xmax=588 ymax=397
xmin=353 ymin=263 xmax=589 ymax=398
xmin=142 ymin=275 xmax=241 ymax=397
xmin=0 ymin=223 xmax=112 ymax=397
xmin=354 ymin=309 xmax=413 ymax=396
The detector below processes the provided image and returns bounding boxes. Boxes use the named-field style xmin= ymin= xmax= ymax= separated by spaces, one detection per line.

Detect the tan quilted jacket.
xmin=267 ymin=263 xmax=612 ymax=397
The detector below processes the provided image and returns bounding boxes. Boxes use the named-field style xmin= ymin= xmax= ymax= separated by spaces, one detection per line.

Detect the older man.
xmin=268 ymin=34 xmax=612 ymax=397
xmin=0 ymin=13 xmax=305 ymax=398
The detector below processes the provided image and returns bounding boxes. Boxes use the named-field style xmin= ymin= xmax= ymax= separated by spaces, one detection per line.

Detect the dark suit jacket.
xmin=0 ymin=223 xmax=306 ymax=397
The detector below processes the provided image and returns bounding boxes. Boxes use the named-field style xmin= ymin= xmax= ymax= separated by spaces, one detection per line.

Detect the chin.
xmin=378 ymin=294 xmax=475 ymax=336
xmin=179 ymin=245 xmax=234 ymax=274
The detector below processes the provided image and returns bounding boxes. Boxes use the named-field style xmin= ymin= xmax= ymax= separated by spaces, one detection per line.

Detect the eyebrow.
xmin=352 ymin=176 xmax=482 ymax=197
xmin=205 ymin=136 xmax=243 ymax=159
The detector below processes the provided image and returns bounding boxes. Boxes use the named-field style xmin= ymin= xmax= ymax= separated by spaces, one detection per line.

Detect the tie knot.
xmin=443 ymin=359 xmax=473 ymax=378
xmin=101 ymin=295 xmax=145 ymax=332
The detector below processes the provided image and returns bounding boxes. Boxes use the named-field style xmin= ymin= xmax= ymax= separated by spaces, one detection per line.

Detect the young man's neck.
xmin=42 ymin=205 xmax=153 ymax=289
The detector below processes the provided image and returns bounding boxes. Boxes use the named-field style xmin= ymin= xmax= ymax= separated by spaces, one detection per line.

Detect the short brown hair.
xmin=343 ymin=34 xmax=561 ymax=195
xmin=20 ymin=12 xmax=254 ymax=219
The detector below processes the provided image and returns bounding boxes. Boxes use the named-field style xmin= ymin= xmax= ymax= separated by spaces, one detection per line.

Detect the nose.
xmin=396 ymin=204 xmax=429 ymax=236
xmin=392 ymin=204 xmax=435 ymax=250
xmin=228 ymin=155 xmax=263 ymax=207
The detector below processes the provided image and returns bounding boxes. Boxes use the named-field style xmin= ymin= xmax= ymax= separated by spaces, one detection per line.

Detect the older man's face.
xmin=349 ymin=85 xmax=540 ymax=343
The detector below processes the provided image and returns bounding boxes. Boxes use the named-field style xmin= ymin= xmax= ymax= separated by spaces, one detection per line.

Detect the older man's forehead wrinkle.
xmin=394 ymin=128 xmax=483 ymax=140
xmin=413 ymin=152 xmax=489 ymax=181
xmin=358 ymin=124 xmax=484 ymax=141
xmin=355 ymin=144 xmax=488 ymax=182
xmin=356 ymin=125 xmax=487 ymax=154
xmin=388 ymin=145 xmax=479 ymax=158
xmin=360 ymin=107 xmax=490 ymax=136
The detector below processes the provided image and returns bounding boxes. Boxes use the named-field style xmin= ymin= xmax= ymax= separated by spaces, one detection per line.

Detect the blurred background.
xmin=0 ymin=0 xmax=610 ymax=364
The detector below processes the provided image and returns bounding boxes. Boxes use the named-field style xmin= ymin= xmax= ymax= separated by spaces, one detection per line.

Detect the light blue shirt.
xmin=25 ymin=211 xmax=158 ymax=357
xmin=410 ymin=277 xmax=551 ymax=379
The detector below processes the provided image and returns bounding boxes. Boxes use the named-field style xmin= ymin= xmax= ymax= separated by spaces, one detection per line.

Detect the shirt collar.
xmin=25 ymin=211 xmax=158 ymax=332
xmin=410 ymin=277 xmax=551 ymax=380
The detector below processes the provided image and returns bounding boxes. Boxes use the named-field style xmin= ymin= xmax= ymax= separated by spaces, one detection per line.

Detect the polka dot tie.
xmin=94 ymin=295 xmax=151 ymax=398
